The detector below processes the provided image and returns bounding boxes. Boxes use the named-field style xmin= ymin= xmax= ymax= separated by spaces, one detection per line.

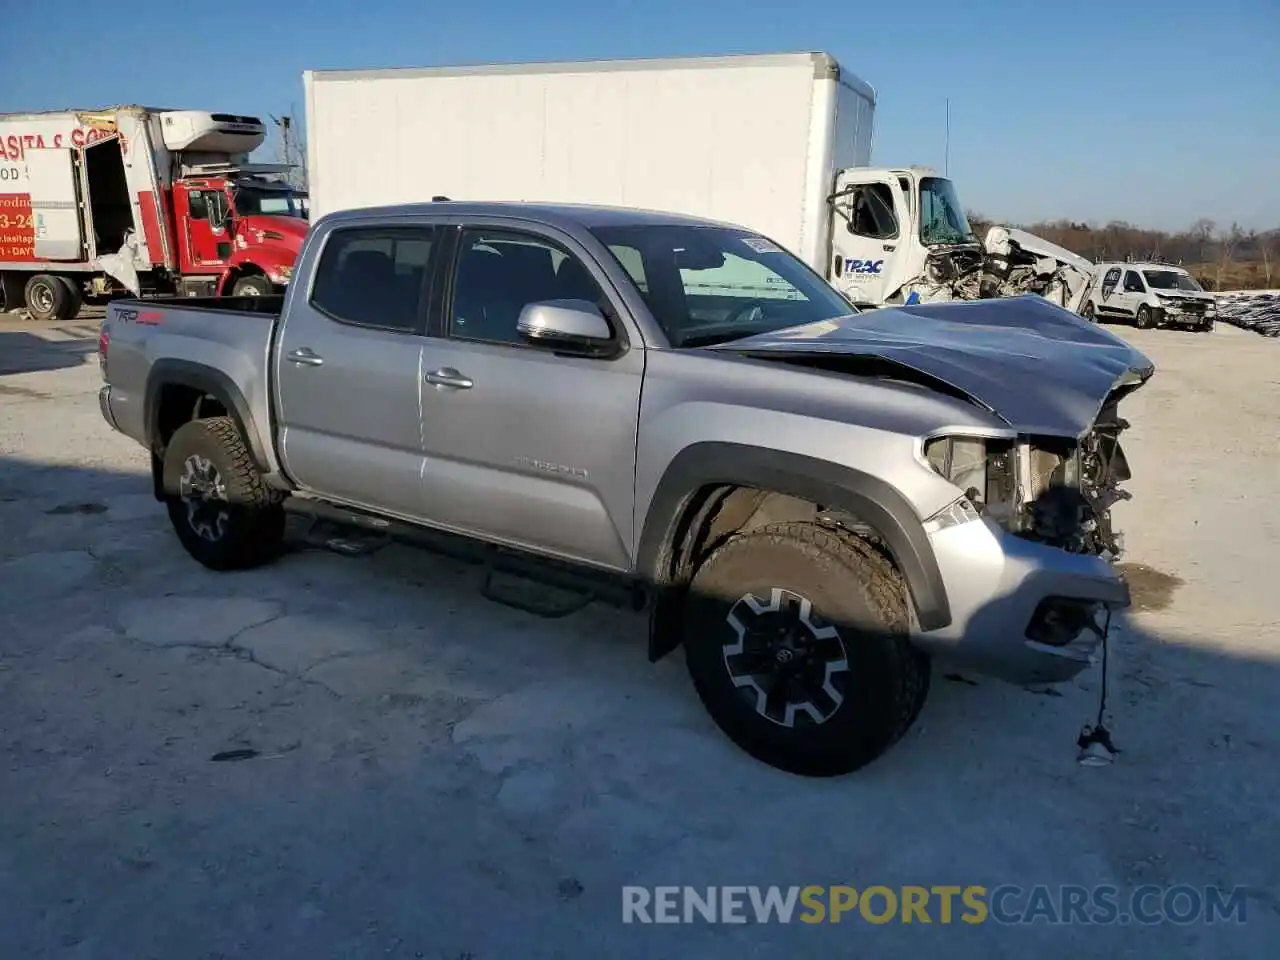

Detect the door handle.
xmin=425 ymin=367 xmax=473 ymax=389
xmin=286 ymin=347 xmax=324 ymax=367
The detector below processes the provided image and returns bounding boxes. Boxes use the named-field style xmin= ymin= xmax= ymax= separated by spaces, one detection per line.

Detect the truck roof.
xmin=305 ymin=50 xmax=876 ymax=105
xmin=320 ymin=200 xmax=747 ymax=232
xmin=0 ymin=104 xmax=175 ymax=121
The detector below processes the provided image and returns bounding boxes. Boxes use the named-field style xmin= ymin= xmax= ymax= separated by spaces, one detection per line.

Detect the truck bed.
xmin=100 ymin=294 xmax=285 ymax=478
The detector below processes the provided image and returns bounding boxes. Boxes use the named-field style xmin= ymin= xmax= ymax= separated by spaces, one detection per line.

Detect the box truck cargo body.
xmin=305 ymin=53 xmax=1096 ymax=310
xmin=305 ymin=53 xmax=873 ymax=273
xmin=0 ymin=107 xmax=306 ymax=320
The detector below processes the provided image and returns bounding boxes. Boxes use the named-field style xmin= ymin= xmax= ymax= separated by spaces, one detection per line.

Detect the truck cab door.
xmin=828 ymin=175 xmax=910 ymax=306
xmin=23 ymin=148 xmax=85 ymax=260
xmin=174 ymin=184 xmax=232 ymax=273
xmin=1115 ymin=269 xmax=1147 ymax=317
xmin=274 ymin=223 xmax=435 ymax=519
xmin=415 ymin=222 xmax=643 ymax=572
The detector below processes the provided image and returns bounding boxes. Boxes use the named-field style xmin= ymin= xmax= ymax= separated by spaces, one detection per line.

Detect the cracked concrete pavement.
xmin=1 ymin=312 xmax=1278 ymax=958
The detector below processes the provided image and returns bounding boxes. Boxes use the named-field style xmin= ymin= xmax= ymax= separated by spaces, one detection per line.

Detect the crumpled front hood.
xmin=710 ymin=296 xmax=1155 ymax=438
xmin=991 ymin=227 xmax=1097 ymax=276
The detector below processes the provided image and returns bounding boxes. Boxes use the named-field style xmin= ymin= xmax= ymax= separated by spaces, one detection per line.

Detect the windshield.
xmin=918 ymin=177 xmax=974 ymax=246
xmin=232 ymin=184 xmax=307 ymax=219
xmin=589 ymin=225 xmax=856 ymax=347
xmin=1143 ymin=270 xmax=1201 ymax=292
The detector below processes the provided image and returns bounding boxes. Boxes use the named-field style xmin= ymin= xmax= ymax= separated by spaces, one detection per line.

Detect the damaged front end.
xmin=924 ymin=392 xmax=1135 ymax=561
xmin=906 ymin=227 xmax=1096 ymax=312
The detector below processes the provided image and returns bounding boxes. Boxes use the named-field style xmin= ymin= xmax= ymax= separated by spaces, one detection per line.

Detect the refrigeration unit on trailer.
xmin=0 ymin=107 xmax=307 ymax=320
xmin=303 ymin=52 xmax=1096 ymax=310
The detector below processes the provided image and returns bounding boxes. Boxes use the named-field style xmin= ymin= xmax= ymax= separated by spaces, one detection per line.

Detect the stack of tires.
xmin=1216 ymin=291 xmax=1280 ymax=337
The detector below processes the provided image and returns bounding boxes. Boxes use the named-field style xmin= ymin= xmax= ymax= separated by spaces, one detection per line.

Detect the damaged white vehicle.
xmin=829 ymin=166 xmax=1098 ymax=311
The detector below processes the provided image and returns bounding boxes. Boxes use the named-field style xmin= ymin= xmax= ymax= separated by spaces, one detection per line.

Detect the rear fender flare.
xmin=144 ymin=360 xmax=271 ymax=483
xmin=636 ymin=442 xmax=952 ymax=659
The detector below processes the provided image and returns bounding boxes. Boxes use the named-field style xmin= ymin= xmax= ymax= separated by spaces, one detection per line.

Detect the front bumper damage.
xmin=916 ymin=392 xmax=1139 ymax=684
xmin=1153 ymin=298 xmax=1215 ymax=328
xmin=918 ymin=516 xmax=1125 ymax=683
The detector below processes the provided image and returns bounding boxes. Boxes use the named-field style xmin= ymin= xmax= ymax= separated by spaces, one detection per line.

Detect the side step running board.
xmin=284 ymin=496 xmax=647 ymax=617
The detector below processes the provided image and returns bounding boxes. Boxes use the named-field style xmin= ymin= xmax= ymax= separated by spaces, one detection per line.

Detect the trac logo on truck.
xmin=843 ymin=258 xmax=885 ymax=275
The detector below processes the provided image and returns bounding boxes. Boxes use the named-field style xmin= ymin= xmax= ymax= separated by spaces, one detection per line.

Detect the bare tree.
xmin=1260 ymin=230 xmax=1276 ymax=288
xmin=1189 ymin=218 xmax=1216 ymax=264
xmin=1214 ymin=222 xmax=1244 ymax=291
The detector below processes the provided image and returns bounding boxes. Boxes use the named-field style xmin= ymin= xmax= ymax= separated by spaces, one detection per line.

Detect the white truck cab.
xmin=830 ymin=166 xmax=979 ymax=306
xmin=1082 ymin=262 xmax=1216 ymax=331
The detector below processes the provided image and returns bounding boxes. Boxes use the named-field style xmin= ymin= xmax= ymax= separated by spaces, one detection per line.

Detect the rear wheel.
xmin=1135 ymin=304 xmax=1155 ymax=329
xmin=24 ymin=274 xmax=75 ymax=321
xmin=683 ymin=521 xmax=930 ymax=777
xmin=162 ymin=416 xmax=285 ymax=571
xmin=56 ymin=276 xmax=83 ymax=320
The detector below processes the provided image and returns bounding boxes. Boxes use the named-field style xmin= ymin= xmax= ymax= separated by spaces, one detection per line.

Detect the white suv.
xmin=1081 ymin=262 xmax=1216 ymax=332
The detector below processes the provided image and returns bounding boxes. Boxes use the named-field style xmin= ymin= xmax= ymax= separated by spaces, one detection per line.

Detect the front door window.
xmin=185 ymin=188 xmax=233 ymax=267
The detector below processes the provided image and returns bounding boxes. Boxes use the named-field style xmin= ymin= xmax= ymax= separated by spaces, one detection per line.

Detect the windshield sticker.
xmin=741 ymin=236 xmax=783 ymax=255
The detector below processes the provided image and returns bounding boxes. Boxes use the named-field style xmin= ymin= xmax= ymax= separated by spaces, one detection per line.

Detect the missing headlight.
xmin=923 ymin=435 xmax=1015 ymax=516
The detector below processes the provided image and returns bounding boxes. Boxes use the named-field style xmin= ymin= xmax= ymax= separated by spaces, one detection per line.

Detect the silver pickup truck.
xmin=97 ymin=200 xmax=1154 ymax=776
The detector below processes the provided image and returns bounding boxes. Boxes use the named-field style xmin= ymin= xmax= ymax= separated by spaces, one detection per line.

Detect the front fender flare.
xmin=636 ymin=442 xmax=952 ymax=658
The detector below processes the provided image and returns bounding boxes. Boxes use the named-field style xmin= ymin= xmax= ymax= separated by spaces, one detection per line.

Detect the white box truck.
xmin=0 ymin=107 xmax=307 ymax=320
xmin=304 ymin=52 xmax=1097 ymax=310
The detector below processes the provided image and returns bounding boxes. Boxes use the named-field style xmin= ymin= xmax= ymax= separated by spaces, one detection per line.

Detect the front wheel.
xmin=231 ymin=275 xmax=273 ymax=298
xmin=683 ymin=521 xmax=930 ymax=777
xmin=1082 ymin=301 xmax=1096 ymax=322
xmin=1135 ymin=305 xmax=1155 ymax=329
xmin=162 ymin=416 xmax=285 ymax=570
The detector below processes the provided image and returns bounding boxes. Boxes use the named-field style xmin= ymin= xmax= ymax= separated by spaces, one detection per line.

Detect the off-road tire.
xmin=683 ymin=521 xmax=929 ymax=777
xmin=1200 ymin=318 xmax=1215 ymax=333
xmin=24 ymin=274 xmax=74 ymax=321
xmin=1082 ymin=301 xmax=1096 ymax=322
xmin=162 ymin=416 xmax=285 ymax=571
xmin=231 ymin=275 xmax=273 ymax=297
xmin=1135 ymin=305 xmax=1155 ymax=329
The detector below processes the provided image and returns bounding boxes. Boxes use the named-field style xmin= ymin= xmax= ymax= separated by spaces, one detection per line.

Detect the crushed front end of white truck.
xmin=895 ymin=227 xmax=1098 ymax=311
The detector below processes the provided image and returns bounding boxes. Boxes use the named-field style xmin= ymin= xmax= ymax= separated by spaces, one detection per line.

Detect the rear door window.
xmin=310 ymin=227 xmax=435 ymax=331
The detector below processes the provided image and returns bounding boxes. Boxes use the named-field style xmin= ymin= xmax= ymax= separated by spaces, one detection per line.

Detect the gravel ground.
xmin=1 ymin=310 xmax=1277 ymax=958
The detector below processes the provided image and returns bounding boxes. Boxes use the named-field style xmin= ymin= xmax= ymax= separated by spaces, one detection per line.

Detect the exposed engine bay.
xmin=906 ymin=227 xmax=1096 ymax=311
xmin=924 ymin=395 xmax=1134 ymax=560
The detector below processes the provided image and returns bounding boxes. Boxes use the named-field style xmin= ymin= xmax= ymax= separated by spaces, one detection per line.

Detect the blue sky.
xmin=3 ymin=0 xmax=1277 ymax=231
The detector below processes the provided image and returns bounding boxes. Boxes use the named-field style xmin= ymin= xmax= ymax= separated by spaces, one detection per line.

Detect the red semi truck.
xmin=0 ymin=106 xmax=306 ymax=320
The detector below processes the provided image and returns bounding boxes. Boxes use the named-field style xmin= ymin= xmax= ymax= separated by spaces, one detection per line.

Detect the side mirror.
xmin=517 ymin=299 xmax=613 ymax=352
